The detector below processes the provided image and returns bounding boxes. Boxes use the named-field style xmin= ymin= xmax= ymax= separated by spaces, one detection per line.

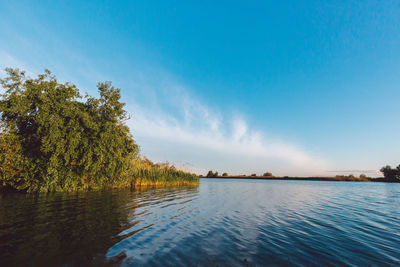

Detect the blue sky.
xmin=1 ymin=0 xmax=400 ymax=176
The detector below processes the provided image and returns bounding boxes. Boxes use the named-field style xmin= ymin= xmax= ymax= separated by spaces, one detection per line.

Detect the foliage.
xmin=0 ymin=69 xmax=198 ymax=192
xmin=128 ymin=157 xmax=198 ymax=186
xmin=250 ymin=173 xmax=257 ymax=176
xmin=263 ymin=172 xmax=273 ymax=177
xmin=334 ymin=175 xmax=369 ymax=181
xmin=222 ymin=172 xmax=228 ymax=176
xmin=380 ymin=165 xmax=400 ymax=182
xmin=0 ymin=124 xmax=32 ymax=191
xmin=206 ymin=170 xmax=218 ymax=177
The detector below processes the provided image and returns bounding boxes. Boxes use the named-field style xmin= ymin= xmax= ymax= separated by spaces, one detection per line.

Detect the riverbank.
xmin=201 ymin=176 xmax=396 ymax=182
xmin=0 ymin=69 xmax=199 ymax=193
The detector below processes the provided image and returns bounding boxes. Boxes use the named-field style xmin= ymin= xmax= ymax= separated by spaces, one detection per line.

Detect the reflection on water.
xmin=1 ymin=179 xmax=400 ymax=266
xmin=0 ymin=186 xmax=199 ymax=266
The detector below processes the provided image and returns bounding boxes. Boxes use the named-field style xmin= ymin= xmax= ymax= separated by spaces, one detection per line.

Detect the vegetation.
xmin=0 ymin=69 xmax=198 ymax=192
xmin=128 ymin=157 xmax=198 ymax=187
xmin=206 ymin=170 xmax=218 ymax=177
xmin=380 ymin=165 xmax=400 ymax=182
xmin=201 ymin=167 xmax=400 ymax=183
xmin=333 ymin=175 xmax=369 ymax=181
xmin=205 ymin=171 xmax=275 ymax=178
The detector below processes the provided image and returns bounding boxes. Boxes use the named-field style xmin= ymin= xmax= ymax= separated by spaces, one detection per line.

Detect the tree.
xmin=0 ymin=69 xmax=139 ymax=192
xmin=263 ymin=172 xmax=273 ymax=177
xmin=206 ymin=170 xmax=215 ymax=177
xmin=222 ymin=172 xmax=228 ymax=176
xmin=359 ymin=174 xmax=367 ymax=179
xmin=251 ymin=173 xmax=257 ymax=177
xmin=380 ymin=165 xmax=400 ymax=181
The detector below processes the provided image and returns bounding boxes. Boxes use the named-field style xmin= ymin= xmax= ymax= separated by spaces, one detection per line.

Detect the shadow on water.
xmin=0 ymin=185 xmax=199 ymax=266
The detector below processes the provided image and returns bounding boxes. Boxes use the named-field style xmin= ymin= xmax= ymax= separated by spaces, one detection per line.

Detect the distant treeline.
xmin=203 ymin=169 xmax=400 ymax=182
xmin=204 ymin=171 xmax=274 ymax=178
xmin=0 ymin=69 xmax=198 ymax=192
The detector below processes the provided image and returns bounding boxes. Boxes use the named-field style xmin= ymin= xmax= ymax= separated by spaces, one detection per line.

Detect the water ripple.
xmin=105 ymin=180 xmax=400 ymax=266
xmin=1 ymin=180 xmax=400 ymax=266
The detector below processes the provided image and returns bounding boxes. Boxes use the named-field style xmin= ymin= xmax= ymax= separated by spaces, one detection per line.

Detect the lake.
xmin=1 ymin=178 xmax=399 ymax=266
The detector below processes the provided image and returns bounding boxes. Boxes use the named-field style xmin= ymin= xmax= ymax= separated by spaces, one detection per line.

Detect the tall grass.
xmin=127 ymin=157 xmax=199 ymax=187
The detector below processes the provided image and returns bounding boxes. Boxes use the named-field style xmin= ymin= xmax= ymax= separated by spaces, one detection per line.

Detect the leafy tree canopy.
xmin=0 ymin=69 xmax=139 ymax=192
xmin=206 ymin=170 xmax=219 ymax=177
xmin=380 ymin=165 xmax=400 ymax=182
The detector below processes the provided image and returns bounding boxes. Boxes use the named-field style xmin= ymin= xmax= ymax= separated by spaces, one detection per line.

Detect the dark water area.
xmin=1 ymin=179 xmax=399 ymax=266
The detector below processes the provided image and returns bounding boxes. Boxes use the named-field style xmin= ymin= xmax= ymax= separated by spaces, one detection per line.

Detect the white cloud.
xmin=126 ymin=85 xmax=328 ymax=176
xmin=0 ymin=50 xmax=328 ymax=176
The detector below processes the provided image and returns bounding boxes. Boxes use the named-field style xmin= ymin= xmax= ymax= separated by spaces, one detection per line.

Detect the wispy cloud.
xmin=126 ymin=82 xmax=328 ymax=176
xmin=0 ymin=51 xmax=37 ymax=77
xmin=0 ymin=49 xmax=328 ymax=176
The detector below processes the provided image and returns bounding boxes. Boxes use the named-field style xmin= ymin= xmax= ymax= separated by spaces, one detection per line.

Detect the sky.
xmin=1 ymin=0 xmax=400 ymax=176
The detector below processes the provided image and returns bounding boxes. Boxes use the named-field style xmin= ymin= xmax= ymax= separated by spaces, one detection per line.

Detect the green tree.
xmin=0 ymin=69 xmax=139 ymax=192
xmin=380 ymin=165 xmax=400 ymax=181
xmin=206 ymin=170 xmax=214 ymax=177
xmin=222 ymin=172 xmax=228 ymax=176
xmin=263 ymin=172 xmax=273 ymax=177
xmin=251 ymin=173 xmax=257 ymax=176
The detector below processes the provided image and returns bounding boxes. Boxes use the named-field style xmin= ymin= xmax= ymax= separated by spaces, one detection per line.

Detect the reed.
xmin=127 ymin=157 xmax=199 ymax=187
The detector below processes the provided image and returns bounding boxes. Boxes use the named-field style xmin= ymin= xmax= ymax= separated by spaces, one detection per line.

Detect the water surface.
xmin=1 ymin=179 xmax=399 ymax=266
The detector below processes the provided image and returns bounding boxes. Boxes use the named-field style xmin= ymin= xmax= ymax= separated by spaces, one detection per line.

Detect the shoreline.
xmin=200 ymin=176 xmax=398 ymax=183
xmin=0 ymin=180 xmax=200 ymax=193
